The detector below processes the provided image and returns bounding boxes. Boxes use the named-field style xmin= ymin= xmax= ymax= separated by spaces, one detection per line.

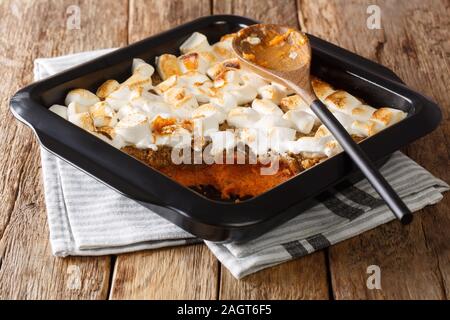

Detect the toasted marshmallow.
xmin=163 ymin=87 xmax=198 ymax=119
xmin=154 ymin=126 xmax=192 ymax=148
xmin=49 ymin=104 xmax=68 ymax=120
xmin=227 ymin=107 xmax=260 ymax=128
xmin=178 ymin=72 xmax=213 ymax=103
xmin=240 ymin=71 xmax=269 ymax=89
xmin=156 ymin=54 xmax=181 ymax=80
xmin=351 ymin=104 xmax=376 ymax=121
xmin=268 ymin=126 xmax=297 ymax=153
xmin=351 ymin=120 xmax=382 ymax=137
xmin=371 ymin=107 xmax=406 ymax=126
xmin=280 ymin=94 xmax=320 ymax=125
xmin=280 ymin=94 xmax=309 ymax=111
xmin=178 ymin=52 xmax=210 ymax=74
xmin=192 ymin=115 xmax=219 ymax=137
xmin=115 ymin=113 xmax=153 ymax=147
xmin=211 ymin=36 xmax=234 ymax=61
xmin=121 ymin=72 xmax=153 ymax=91
xmin=325 ymin=91 xmax=362 ymax=115
xmin=117 ymin=103 xmax=138 ymax=120
xmin=105 ymin=85 xmax=133 ymax=110
xmin=331 ymin=112 xmax=354 ymax=129
xmin=96 ymin=80 xmax=120 ymax=99
xmin=314 ymin=125 xmax=331 ymax=138
xmin=89 ymin=101 xmax=118 ymax=127
xmin=285 ymin=135 xmax=340 ymax=157
xmin=67 ymin=102 xmax=90 ymax=117
xmin=209 ymin=130 xmax=236 ymax=155
xmin=92 ymin=129 xmax=127 ymax=149
xmin=180 ymin=32 xmax=211 ymax=54
xmin=251 ymin=99 xmax=284 ymax=117
xmin=239 ymin=128 xmax=270 ymax=155
xmin=253 ymin=115 xmax=293 ymax=131
xmin=323 ymin=139 xmax=343 ymax=157
xmin=65 ymin=88 xmax=100 ymax=107
xmin=206 ymin=58 xmax=241 ymax=79
xmin=228 ymin=83 xmax=258 ymax=105
xmin=192 ymin=103 xmax=226 ymax=124
xmin=210 ymin=92 xmax=238 ymax=112
xmin=129 ymin=89 xmax=168 ymax=116
xmin=311 ymin=77 xmax=335 ymax=101
xmin=282 ymin=110 xmax=315 ymax=134
xmin=132 ymin=58 xmax=155 ymax=78
xmin=68 ymin=112 xmax=95 ymax=132
xmin=257 ymin=84 xmax=287 ymax=105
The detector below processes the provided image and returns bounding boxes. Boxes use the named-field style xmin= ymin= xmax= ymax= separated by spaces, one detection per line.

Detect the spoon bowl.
xmin=232 ymin=24 xmax=413 ymax=224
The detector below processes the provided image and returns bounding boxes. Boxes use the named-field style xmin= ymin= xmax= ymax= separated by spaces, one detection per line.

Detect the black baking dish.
xmin=10 ymin=15 xmax=441 ymax=242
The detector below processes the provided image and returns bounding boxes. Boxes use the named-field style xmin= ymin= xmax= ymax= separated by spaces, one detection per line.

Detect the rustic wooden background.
xmin=0 ymin=0 xmax=448 ymax=299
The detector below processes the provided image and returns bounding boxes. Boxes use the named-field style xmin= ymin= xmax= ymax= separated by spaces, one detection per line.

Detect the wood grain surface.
xmin=0 ymin=0 xmax=448 ymax=300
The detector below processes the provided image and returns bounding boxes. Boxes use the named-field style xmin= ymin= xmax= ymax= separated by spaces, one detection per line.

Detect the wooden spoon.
xmin=232 ymin=24 xmax=412 ymax=224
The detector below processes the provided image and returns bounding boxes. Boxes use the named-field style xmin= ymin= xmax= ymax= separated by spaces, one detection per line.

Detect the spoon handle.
xmin=309 ymin=99 xmax=413 ymax=224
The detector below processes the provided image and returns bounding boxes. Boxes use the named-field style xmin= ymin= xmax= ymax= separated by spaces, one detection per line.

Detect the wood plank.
xmin=109 ymin=0 xmax=219 ymax=300
xmin=0 ymin=0 xmax=129 ymax=299
xmin=220 ymin=251 xmax=329 ymax=299
xmin=213 ymin=0 xmax=330 ymax=299
xmin=110 ymin=244 xmax=218 ymax=299
xmin=298 ymin=0 xmax=449 ymax=299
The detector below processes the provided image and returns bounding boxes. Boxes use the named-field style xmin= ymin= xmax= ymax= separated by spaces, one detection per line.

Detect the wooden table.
xmin=0 ymin=0 xmax=448 ymax=300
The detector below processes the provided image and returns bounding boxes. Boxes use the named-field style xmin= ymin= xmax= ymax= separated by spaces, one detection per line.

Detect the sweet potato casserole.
xmin=49 ymin=32 xmax=406 ymax=200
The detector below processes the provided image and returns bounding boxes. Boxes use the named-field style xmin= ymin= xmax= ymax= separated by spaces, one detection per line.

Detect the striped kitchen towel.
xmin=36 ymin=50 xmax=449 ymax=279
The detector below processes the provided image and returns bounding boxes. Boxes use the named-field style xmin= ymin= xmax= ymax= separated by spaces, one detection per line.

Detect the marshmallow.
xmin=114 ymin=113 xmax=153 ymax=148
xmin=96 ymin=80 xmax=120 ymax=99
xmin=239 ymin=128 xmax=270 ymax=155
xmin=105 ymin=85 xmax=134 ymax=110
xmin=210 ymin=92 xmax=238 ymax=112
xmin=257 ymin=84 xmax=287 ymax=105
xmin=180 ymin=32 xmax=211 ymax=54
xmin=68 ymin=112 xmax=95 ymax=132
xmin=89 ymin=101 xmax=118 ymax=127
xmin=268 ymin=127 xmax=297 ymax=153
xmin=121 ymin=72 xmax=153 ymax=91
xmin=117 ymin=103 xmax=138 ymax=120
xmin=211 ymin=35 xmax=234 ymax=61
xmin=154 ymin=126 xmax=192 ymax=148
xmin=178 ymin=72 xmax=213 ymax=103
xmin=163 ymin=87 xmax=198 ymax=119
xmin=253 ymin=115 xmax=293 ymax=131
xmin=351 ymin=120 xmax=382 ymax=137
xmin=351 ymin=104 xmax=376 ymax=121
xmin=65 ymin=88 xmax=100 ymax=107
xmin=325 ymin=91 xmax=362 ymax=115
xmin=192 ymin=115 xmax=219 ymax=137
xmin=206 ymin=58 xmax=241 ymax=79
xmin=251 ymin=99 xmax=284 ymax=117
xmin=331 ymin=112 xmax=354 ymax=129
xmin=280 ymin=94 xmax=309 ymax=111
xmin=178 ymin=52 xmax=210 ymax=74
xmin=132 ymin=58 xmax=155 ymax=78
xmin=49 ymin=104 xmax=68 ymax=120
xmin=156 ymin=54 xmax=181 ymax=80
xmin=280 ymin=94 xmax=320 ymax=125
xmin=311 ymin=78 xmax=335 ymax=101
xmin=227 ymin=107 xmax=260 ymax=128
xmin=209 ymin=130 xmax=236 ymax=155
xmin=285 ymin=135 xmax=340 ymax=157
xmin=67 ymin=102 xmax=89 ymax=117
xmin=192 ymin=103 xmax=226 ymax=124
xmin=371 ymin=107 xmax=406 ymax=127
xmin=282 ymin=109 xmax=315 ymax=134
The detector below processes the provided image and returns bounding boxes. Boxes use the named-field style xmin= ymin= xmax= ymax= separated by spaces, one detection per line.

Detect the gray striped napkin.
xmin=35 ymin=50 xmax=449 ymax=279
